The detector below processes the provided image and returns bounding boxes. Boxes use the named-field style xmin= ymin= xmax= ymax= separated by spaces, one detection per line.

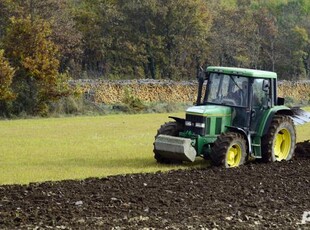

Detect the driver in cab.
xmin=232 ymin=81 xmax=248 ymax=106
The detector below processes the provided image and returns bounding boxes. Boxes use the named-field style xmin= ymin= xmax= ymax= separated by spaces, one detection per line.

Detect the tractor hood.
xmin=184 ymin=105 xmax=233 ymax=138
xmin=186 ymin=105 xmax=232 ymax=117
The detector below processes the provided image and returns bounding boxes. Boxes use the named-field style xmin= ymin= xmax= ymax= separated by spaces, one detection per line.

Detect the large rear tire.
xmin=210 ymin=132 xmax=247 ymax=168
xmin=261 ymin=115 xmax=296 ymax=162
xmin=153 ymin=121 xmax=184 ymax=164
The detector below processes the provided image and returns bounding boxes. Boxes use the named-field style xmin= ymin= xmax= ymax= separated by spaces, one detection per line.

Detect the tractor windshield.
xmin=203 ymin=73 xmax=249 ymax=107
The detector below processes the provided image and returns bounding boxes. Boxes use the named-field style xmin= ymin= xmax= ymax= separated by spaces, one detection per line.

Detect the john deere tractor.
xmin=153 ymin=66 xmax=310 ymax=167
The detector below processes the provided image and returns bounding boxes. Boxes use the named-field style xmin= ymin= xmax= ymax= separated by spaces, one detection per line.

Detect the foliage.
xmin=0 ymin=49 xmax=15 ymax=116
xmin=3 ymin=16 xmax=71 ymax=115
xmin=1 ymin=0 xmax=310 ymax=117
xmin=71 ymin=0 xmax=310 ymax=80
xmin=207 ymin=5 xmax=259 ymax=68
xmin=71 ymin=0 xmax=211 ymax=80
xmin=5 ymin=0 xmax=83 ymax=73
xmin=0 ymin=49 xmax=15 ymax=101
xmin=1 ymin=0 xmax=310 ymax=81
xmin=121 ymin=87 xmax=146 ymax=113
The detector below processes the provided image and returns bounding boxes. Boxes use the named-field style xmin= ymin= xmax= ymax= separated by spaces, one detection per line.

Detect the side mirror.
xmin=262 ymin=79 xmax=270 ymax=92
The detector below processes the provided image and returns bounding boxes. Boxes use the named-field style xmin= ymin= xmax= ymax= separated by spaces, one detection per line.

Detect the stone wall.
xmin=70 ymin=79 xmax=310 ymax=104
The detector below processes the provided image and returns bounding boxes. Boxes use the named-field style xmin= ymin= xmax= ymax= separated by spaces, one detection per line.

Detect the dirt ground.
xmin=1 ymin=142 xmax=310 ymax=229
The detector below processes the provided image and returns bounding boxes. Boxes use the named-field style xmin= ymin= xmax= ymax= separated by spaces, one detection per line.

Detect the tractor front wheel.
xmin=261 ymin=115 xmax=296 ymax=162
xmin=210 ymin=132 xmax=247 ymax=168
xmin=153 ymin=121 xmax=184 ymax=164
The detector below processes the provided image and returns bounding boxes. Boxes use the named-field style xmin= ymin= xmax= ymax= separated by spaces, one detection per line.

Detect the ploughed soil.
xmin=1 ymin=141 xmax=310 ymax=229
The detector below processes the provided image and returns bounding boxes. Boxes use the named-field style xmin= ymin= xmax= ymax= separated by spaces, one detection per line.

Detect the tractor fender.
xmin=258 ymin=106 xmax=293 ymax=137
xmin=169 ymin=116 xmax=185 ymax=126
xmin=226 ymin=126 xmax=251 ymax=154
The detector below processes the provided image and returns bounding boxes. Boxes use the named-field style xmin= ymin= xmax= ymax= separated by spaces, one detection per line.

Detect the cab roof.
xmin=206 ymin=66 xmax=277 ymax=79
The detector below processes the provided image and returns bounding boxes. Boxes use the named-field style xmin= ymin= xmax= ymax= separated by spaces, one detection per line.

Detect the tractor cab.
xmin=197 ymin=67 xmax=274 ymax=133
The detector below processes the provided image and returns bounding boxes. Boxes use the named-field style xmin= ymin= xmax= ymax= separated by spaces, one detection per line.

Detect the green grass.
xmin=296 ymin=107 xmax=310 ymax=142
xmin=0 ymin=113 xmax=207 ymax=185
xmin=1 ymin=110 xmax=310 ymax=185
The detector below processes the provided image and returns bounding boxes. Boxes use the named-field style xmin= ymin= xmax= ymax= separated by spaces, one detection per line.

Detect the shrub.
xmin=121 ymin=88 xmax=146 ymax=113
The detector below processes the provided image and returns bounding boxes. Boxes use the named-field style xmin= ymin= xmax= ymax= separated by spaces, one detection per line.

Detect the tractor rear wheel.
xmin=153 ymin=121 xmax=184 ymax=164
xmin=261 ymin=115 xmax=296 ymax=162
xmin=210 ymin=132 xmax=247 ymax=168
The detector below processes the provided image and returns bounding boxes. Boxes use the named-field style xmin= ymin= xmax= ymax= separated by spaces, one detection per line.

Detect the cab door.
xmin=250 ymin=78 xmax=271 ymax=132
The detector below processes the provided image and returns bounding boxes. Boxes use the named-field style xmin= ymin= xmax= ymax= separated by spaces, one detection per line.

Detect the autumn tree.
xmin=0 ymin=49 xmax=15 ymax=116
xmin=9 ymin=0 xmax=83 ymax=75
xmin=3 ymin=16 xmax=70 ymax=115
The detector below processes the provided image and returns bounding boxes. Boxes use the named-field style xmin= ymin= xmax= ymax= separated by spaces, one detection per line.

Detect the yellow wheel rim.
xmin=274 ymin=128 xmax=291 ymax=161
xmin=226 ymin=144 xmax=242 ymax=167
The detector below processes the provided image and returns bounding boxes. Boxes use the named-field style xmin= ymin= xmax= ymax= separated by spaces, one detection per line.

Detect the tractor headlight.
xmin=185 ymin=121 xmax=192 ymax=126
xmin=195 ymin=122 xmax=205 ymax=128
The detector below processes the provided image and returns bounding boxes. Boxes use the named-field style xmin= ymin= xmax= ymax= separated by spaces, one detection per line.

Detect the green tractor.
xmin=153 ymin=66 xmax=310 ymax=167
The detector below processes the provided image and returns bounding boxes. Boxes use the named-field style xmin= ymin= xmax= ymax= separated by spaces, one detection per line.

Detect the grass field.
xmin=0 ymin=113 xmax=202 ymax=185
xmin=0 ymin=111 xmax=310 ymax=185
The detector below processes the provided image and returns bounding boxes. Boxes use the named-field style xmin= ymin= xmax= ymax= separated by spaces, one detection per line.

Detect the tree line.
xmin=0 ymin=0 xmax=310 ymax=116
